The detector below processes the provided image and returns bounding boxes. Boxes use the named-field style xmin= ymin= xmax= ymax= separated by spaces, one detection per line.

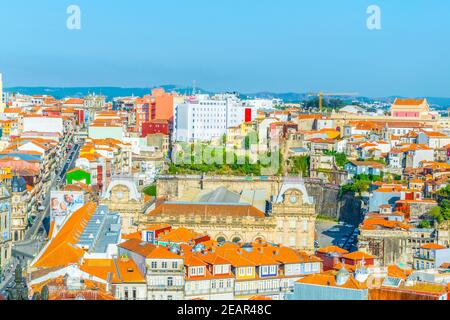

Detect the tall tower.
xmin=10 ymin=176 xmax=28 ymax=242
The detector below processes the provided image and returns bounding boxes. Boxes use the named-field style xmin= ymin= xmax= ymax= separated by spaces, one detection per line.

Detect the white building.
xmin=88 ymin=124 xmax=124 ymax=141
xmin=175 ymin=94 xmax=258 ymax=142
xmin=245 ymin=98 xmax=282 ymax=110
xmin=23 ymin=116 xmax=64 ymax=135
xmin=417 ymin=131 xmax=450 ymax=149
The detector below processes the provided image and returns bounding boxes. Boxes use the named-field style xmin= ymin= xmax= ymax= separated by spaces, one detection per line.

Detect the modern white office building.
xmin=174 ymin=94 xmax=258 ymax=142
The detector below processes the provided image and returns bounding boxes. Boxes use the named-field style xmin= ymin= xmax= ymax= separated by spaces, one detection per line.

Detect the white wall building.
xmin=417 ymin=131 xmax=450 ymax=149
xmin=175 ymin=94 xmax=258 ymax=142
xmin=23 ymin=116 xmax=64 ymax=134
xmin=244 ymin=98 xmax=283 ymax=110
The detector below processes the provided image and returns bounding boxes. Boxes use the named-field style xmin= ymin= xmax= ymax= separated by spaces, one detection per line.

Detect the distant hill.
xmin=5 ymin=86 xmax=450 ymax=108
xmin=4 ymin=86 xmax=178 ymax=101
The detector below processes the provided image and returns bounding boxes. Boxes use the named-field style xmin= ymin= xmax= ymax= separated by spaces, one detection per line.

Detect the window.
xmin=172 ymin=261 xmax=178 ymax=269
xmin=262 ymin=266 xmax=268 ymax=275
xmin=167 ymin=277 xmax=174 ymax=287
xmin=191 ymin=268 xmax=197 ymax=276
xmin=289 ymin=236 xmax=296 ymax=247
xmin=304 ymin=263 xmax=311 ymax=273
xmin=289 ymin=219 xmax=296 ymax=228
xmin=132 ymin=287 xmax=137 ymax=300
xmin=151 ymin=261 xmax=157 ymax=269
xmin=222 ymin=265 xmax=229 ymax=274
xmin=246 ymin=267 xmax=252 ymax=275
xmin=270 ymin=265 xmax=276 ymax=274
xmin=124 ymin=287 xmax=129 ymax=300
xmin=215 ymin=265 xmax=222 ymax=274
xmin=162 ymin=261 xmax=168 ymax=269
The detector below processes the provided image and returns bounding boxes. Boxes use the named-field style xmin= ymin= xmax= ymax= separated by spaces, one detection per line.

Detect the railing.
xmin=148 ymin=285 xmax=184 ymax=291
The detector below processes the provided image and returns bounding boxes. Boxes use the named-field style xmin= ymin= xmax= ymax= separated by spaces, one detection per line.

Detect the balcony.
xmin=147 ymin=285 xmax=184 ymax=291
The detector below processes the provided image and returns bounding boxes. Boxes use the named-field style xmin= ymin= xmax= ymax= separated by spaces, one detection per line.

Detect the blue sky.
xmin=0 ymin=0 xmax=449 ymax=97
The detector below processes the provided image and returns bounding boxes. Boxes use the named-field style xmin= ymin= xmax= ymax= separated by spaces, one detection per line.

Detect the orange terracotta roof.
xmin=122 ymin=231 xmax=142 ymax=240
xmin=33 ymin=202 xmax=97 ymax=268
xmin=420 ymin=243 xmax=445 ymax=250
xmin=3 ymin=108 xmax=22 ymax=113
xmin=317 ymin=246 xmax=349 ymax=255
xmin=64 ymin=98 xmax=84 ymax=105
xmin=343 ymin=251 xmax=374 ymax=261
xmin=249 ymin=295 xmax=273 ymax=300
xmin=298 ymin=114 xmax=322 ymax=120
xmin=80 ymin=258 xmax=145 ymax=283
xmin=219 ymin=251 xmax=256 ymax=268
xmin=360 ymin=217 xmax=411 ymax=231
xmin=244 ymin=250 xmax=281 ymax=266
xmin=183 ymin=253 xmax=209 ymax=267
xmin=420 ymin=131 xmax=448 ymax=138
xmin=197 ymin=252 xmax=232 ymax=266
xmin=387 ymin=265 xmax=412 ymax=280
xmin=158 ymin=227 xmax=203 ymax=243
xmin=296 ymin=272 xmax=367 ymax=290
xmin=118 ymin=238 xmax=181 ymax=259
xmin=393 ymin=98 xmax=426 ymax=106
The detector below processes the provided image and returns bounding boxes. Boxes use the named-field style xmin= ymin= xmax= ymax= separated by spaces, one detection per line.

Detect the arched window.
xmin=232 ymin=237 xmax=241 ymax=244
xmin=217 ymin=236 xmax=226 ymax=244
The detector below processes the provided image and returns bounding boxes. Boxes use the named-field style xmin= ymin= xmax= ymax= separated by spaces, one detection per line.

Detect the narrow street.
xmin=0 ymin=141 xmax=81 ymax=295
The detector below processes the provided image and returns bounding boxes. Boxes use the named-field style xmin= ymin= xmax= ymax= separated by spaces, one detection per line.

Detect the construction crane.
xmin=307 ymin=92 xmax=359 ymax=113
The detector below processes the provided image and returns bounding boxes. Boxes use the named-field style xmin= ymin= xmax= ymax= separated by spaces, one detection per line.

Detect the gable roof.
xmin=118 ymin=238 xmax=181 ymax=259
xmin=33 ymin=202 xmax=97 ymax=268
xmin=148 ymin=202 xmax=265 ymax=218
xmin=296 ymin=272 xmax=367 ymax=290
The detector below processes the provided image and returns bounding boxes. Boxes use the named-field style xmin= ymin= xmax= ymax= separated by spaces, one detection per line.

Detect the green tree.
xmin=143 ymin=184 xmax=157 ymax=196
xmin=418 ymin=220 xmax=431 ymax=229
xmin=334 ymin=152 xmax=348 ymax=168
xmin=323 ymin=150 xmax=348 ymax=168
xmin=352 ymin=180 xmax=370 ymax=196
xmin=291 ymin=156 xmax=310 ymax=177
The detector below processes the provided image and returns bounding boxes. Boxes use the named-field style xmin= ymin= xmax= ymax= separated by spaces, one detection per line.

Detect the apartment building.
xmin=175 ymin=94 xmax=258 ymax=142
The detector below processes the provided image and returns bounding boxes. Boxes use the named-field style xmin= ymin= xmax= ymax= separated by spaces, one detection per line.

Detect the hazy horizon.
xmin=1 ymin=0 xmax=450 ymax=97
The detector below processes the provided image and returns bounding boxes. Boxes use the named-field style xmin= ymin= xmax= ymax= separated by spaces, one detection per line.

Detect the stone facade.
xmin=145 ymin=181 xmax=317 ymax=253
xmin=10 ymin=177 xmax=28 ymax=242
xmin=358 ymin=228 xmax=436 ymax=267
xmin=156 ymin=174 xmax=361 ymax=224
xmin=100 ymin=176 xmax=144 ymax=234
xmin=0 ymin=186 xmax=12 ymax=272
